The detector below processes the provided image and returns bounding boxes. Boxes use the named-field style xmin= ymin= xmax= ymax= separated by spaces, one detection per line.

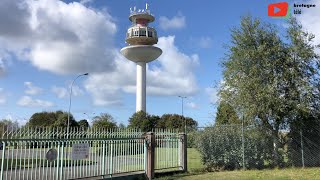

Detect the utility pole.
xmin=242 ymin=115 xmax=245 ymax=169
xmin=178 ymin=96 xmax=187 ymax=133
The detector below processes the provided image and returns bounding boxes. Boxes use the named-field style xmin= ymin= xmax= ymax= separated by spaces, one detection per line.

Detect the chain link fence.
xmin=187 ymin=124 xmax=320 ymax=171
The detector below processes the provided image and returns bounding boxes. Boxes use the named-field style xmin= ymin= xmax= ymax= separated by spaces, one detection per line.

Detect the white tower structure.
xmin=121 ymin=4 xmax=162 ymax=112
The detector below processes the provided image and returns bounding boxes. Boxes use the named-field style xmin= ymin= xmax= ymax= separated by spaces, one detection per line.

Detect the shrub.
xmin=197 ymin=125 xmax=273 ymax=171
xmin=187 ymin=130 xmax=198 ymax=148
xmin=288 ymin=116 xmax=320 ymax=167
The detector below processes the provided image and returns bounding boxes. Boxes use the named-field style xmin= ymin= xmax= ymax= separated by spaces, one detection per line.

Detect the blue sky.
xmin=0 ymin=0 xmax=319 ymax=126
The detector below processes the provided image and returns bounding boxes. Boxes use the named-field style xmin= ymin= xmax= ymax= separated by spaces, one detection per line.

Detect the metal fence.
xmin=192 ymin=124 xmax=320 ymax=170
xmin=0 ymin=127 xmax=185 ymax=180
xmin=154 ymin=129 xmax=180 ymax=170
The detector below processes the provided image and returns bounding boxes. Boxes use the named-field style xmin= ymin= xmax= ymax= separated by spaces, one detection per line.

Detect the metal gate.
xmin=0 ymin=128 xmax=184 ymax=180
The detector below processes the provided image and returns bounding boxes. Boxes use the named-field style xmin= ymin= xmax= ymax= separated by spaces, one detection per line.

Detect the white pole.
xmin=136 ymin=62 xmax=146 ymax=112
xmin=178 ymin=96 xmax=187 ymax=133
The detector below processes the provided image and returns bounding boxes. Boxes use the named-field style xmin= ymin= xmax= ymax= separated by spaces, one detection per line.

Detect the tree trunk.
xmin=260 ymin=115 xmax=283 ymax=167
xmin=272 ymin=129 xmax=283 ymax=167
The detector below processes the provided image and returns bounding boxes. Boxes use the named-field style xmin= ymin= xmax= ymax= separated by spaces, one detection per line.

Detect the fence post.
xmin=0 ymin=141 xmax=6 ymax=180
xmin=102 ymin=140 xmax=106 ymax=176
xmin=241 ymin=116 xmax=245 ymax=170
xmin=60 ymin=141 xmax=65 ymax=180
xmin=109 ymin=140 xmax=114 ymax=177
xmin=179 ymin=133 xmax=187 ymax=172
xmin=300 ymin=130 xmax=305 ymax=168
xmin=146 ymin=132 xmax=155 ymax=180
xmin=56 ymin=142 xmax=60 ymax=180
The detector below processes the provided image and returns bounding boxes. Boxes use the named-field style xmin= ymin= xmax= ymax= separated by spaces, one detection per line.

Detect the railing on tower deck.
xmin=0 ymin=127 xmax=186 ymax=180
xmin=126 ymin=26 xmax=158 ymax=39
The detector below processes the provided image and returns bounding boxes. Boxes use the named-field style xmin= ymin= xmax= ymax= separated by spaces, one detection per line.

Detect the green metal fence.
xmin=154 ymin=129 xmax=180 ymax=170
xmin=0 ymin=127 xmax=182 ymax=180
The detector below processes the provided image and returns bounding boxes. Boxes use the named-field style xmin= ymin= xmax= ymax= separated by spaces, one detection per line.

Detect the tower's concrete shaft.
xmin=136 ymin=62 xmax=146 ymax=112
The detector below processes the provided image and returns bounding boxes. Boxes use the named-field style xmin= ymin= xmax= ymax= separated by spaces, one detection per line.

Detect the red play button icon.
xmin=268 ymin=2 xmax=289 ymax=17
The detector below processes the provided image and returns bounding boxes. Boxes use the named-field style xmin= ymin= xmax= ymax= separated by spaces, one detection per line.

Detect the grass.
xmin=156 ymin=148 xmax=320 ymax=180
xmin=157 ymin=168 xmax=320 ymax=180
xmin=186 ymin=148 xmax=204 ymax=171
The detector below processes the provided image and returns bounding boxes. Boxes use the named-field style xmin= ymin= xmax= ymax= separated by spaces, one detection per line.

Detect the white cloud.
xmin=206 ymin=87 xmax=219 ymax=104
xmin=198 ymin=37 xmax=213 ymax=49
xmin=159 ymin=13 xmax=186 ymax=30
xmin=24 ymin=81 xmax=42 ymax=95
xmin=0 ymin=59 xmax=5 ymax=77
xmin=72 ymin=85 xmax=84 ymax=96
xmin=149 ymin=36 xmax=199 ymax=95
xmin=80 ymin=0 xmax=94 ymax=5
xmin=186 ymin=102 xmax=199 ymax=109
xmin=189 ymin=36 xmax=213 ymax=49
xmin=296 ymin=0 xmax=320 ymax=52
xmin=85 ymin=36 xmax=199 ymax=106
xmin=52 ymin=86 xmax=68 ymax=98
xmin=0 ymin=51 xmax=12 ymax=77
xmin=84 ymin=53 xmax=135 ymax=106
xmin=52 ymin=85 xmax=84 ymax=98
xmin=0 ymin=0 xmax=117 ymax=74
xmin=17 ymin=96 xmax=54 ymax=107
xmin=0 ymin=1 xmax=199 ymax=107
xmin=5 ymin=114 xmax=13 ymax=120
xmin=0 ymin=88 xmax=7 ymax=105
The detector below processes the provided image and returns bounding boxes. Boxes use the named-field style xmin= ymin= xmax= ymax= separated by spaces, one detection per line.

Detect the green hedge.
xmin=196 ymin=126 xmax=274 ymax=171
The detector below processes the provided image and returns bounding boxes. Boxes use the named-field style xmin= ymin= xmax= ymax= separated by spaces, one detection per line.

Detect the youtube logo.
xmin=268 ymin=2 xmax=289 ymax=17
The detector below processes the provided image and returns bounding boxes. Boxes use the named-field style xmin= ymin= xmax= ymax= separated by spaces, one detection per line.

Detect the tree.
xmin=285 ymin=18 xmax=320 ymax=167
xmin=27 ymin=111 xmax=79 ymax=128
xmin=215 ymin=101 xmax=241 ymax=125
xmin=118 ymin=123 xmax=126 ymax=128
xmin=219 ymin=16 xmax=319 ymax=166
xmin=92 ymin=113 xmax=117 ymax=129
xmin=0 ymin=119 xmax=19 ymax=136
xmin=128 ymin=111 xmax=198 ymax=132
xmin=288 ymin=112 xmax=320 ymax=167
xmin=128 ymin=111 xmax=159 ymax=131
xmin=159 ymin=114 xmax=198 ymax=131
xmin=52 ymin=112 xmax=79 ymax=128
xmin=28 ymin=111 xmax=58 ymax=127
xmin=197 ymin=125 xmax=273 ymax=171
xmin=128 ymin=112 xmax=198 ymax=132
xmin=78 ymin=119 xmax=90 ymax=129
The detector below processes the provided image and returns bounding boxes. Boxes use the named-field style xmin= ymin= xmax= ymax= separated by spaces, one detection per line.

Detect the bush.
xmin=187 ymin=130 xmax=198 ymax=148
xmin=197 ymin=125 xmax=273 ymax=171
xmin=288 ymin=116 xmax=320 ymax=167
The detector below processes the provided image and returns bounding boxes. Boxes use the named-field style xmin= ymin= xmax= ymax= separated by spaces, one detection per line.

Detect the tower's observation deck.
xmin=126 ymin=11 xmax=158 ymax=46
xmin=121 ymin=5 xmax=162 ymax=63
xmin=120 ymin=4 xmax=162 ymax=112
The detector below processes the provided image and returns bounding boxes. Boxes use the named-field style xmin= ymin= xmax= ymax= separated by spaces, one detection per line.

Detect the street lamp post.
xmin=67 ymin=73 xmax=89 ymax=139
xmin=178 ymin=96 xmax=187 ymax=133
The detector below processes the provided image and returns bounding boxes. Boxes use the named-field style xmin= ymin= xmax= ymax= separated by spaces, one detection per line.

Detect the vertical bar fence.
xmin=154 ymin=129 xmax=181 ymax=171
xmin=0 ymin=127 xmax=185 ymax=180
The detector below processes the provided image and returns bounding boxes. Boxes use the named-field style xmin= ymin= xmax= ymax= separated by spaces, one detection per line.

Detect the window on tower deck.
xmin=134 ymin=30 xmax=139 ymax=36
xmin=148 ymin=31 xmax=152 ymax=37
xmin=140 ymin=29 xmax=146 ymax=36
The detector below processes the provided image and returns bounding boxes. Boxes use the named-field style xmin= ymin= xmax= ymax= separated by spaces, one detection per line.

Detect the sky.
xmin=0 ymin=0 xmax=319 ymax=127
